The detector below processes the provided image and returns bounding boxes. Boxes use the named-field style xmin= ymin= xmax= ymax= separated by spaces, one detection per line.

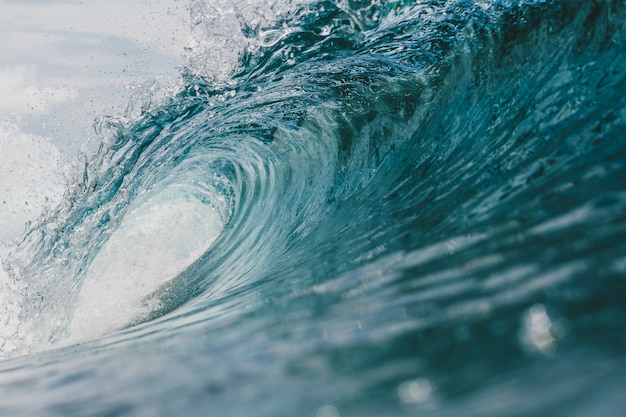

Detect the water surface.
xmin=0 ymin=1 xmax=625 ymax=416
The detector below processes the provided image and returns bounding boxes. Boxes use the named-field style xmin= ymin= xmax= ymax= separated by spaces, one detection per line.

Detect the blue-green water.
xmin=1 ymin=0 xmax=625 ymax=415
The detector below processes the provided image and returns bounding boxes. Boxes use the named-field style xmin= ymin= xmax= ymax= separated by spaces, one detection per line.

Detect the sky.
xmin=0 ymin=0 xmax=190 ymax=154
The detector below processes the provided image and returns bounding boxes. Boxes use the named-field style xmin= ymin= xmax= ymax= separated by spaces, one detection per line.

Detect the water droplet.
xmin=398 ymin=378 xmax=433 ymax=404
xmin=519 ymin=303 xmax=564 ymax=355
xmin=316 ymin=404 xmax=340 ymax=417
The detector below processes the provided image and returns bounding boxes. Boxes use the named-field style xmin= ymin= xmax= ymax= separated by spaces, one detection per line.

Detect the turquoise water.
xmin=1 ymin=0 xmax=625 ymax=415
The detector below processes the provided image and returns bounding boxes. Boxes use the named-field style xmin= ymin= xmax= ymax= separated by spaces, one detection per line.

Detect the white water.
xmin=0 ymin=122 xmax=69 ymax=355
xmin=0 ymin=0 xmax=192 ymax=357
xmin=0 ymin=123 xmax=225 ymax=353
xmin=65 ymin=184 xmax=224 ymax=344
xmin=0 ymin=123 xmax=68 ymax=242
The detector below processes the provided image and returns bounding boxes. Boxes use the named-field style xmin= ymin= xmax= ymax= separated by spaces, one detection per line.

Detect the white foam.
xmin=65 ymin=185 xmax=224 ymax=344
xmin=0 ymin=122 xmax=68 ymax=358
xmin=0 ymin=122 xmax=68 ymax=243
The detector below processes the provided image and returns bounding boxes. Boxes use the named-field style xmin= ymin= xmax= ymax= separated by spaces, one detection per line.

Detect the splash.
xmin=0 ymin=122 xmax=69 ymax=356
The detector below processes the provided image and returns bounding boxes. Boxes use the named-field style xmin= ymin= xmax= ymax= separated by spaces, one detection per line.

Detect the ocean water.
xmin=1 ymin=0 xmax=625 ymax=415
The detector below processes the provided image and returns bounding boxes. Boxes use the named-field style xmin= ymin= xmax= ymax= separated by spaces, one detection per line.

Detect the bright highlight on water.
xmin=1 ymin=0 xmax=625 ymax=416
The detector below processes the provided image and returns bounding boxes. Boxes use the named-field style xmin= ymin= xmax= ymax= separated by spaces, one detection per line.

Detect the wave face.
xmin=1 ymin=0 xmax=626 ymax=415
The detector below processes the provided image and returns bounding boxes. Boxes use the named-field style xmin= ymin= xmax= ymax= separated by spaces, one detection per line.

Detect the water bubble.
xmin=519 ymin=303 xmax=565 ymax=356
xmin=398 ymin=378 xmax=433 ymax=404
xmin=316 ymin=404 xmax=340 ymax=417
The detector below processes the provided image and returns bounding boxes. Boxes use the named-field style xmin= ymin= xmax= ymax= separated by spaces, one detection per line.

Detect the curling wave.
xmin=1 ymin=0 xmax=625 ymax=415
